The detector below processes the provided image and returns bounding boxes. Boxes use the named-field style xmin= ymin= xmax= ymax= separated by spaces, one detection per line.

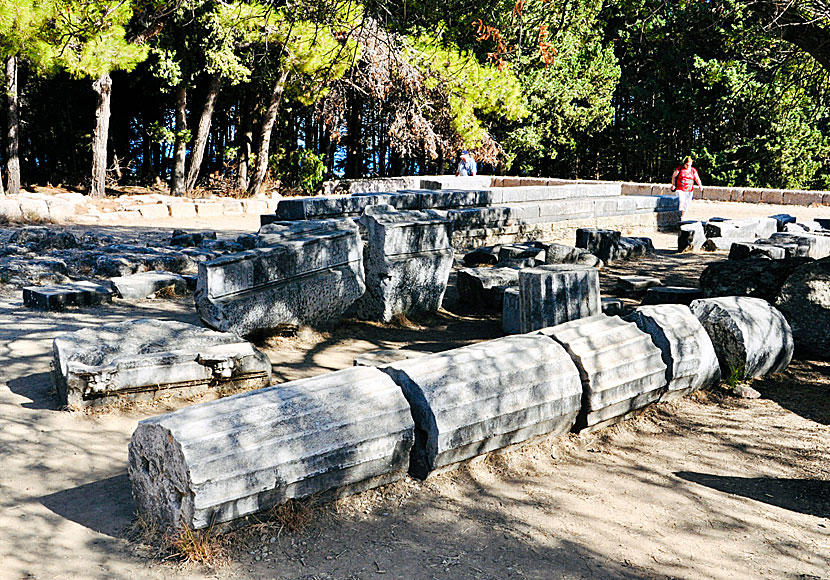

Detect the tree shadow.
xmin=7 ymin=372 xmax=58 ymax=410
xmin=752 ymin=359 xmax=830 ymax=426
xmin=676 ymin=471 xmax=830 ymax=518
xmin=38 ymin=473 xmax=134 ymax=539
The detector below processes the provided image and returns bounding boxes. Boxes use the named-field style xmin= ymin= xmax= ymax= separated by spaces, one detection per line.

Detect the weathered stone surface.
xmin=355 ymin=207 xmax=453 ymax=322
xmin=702 ymin=237 xmax=757 ymax=252
xmin=625 ymin=305 xmax=720 ymax=400
xmin=641 ymin=286 xmax=703 ymax=305
xmin=769 ymin=232 xmax=830 ymax=259
xmin=616 ymin=275 xmax=661 ymax=297
xmin=170 ymin=230 xmax=217 ymax=247
xmin=769 ymin=214 xmax=796 ymax=231
xmin=519 ymin=264 xmax=600 ymax=333
xmin=690 ymin=297 xmax=793 ymax=378
xmin=380 ymin=334 xmax=582 ymax=479
xmin=543 ymin=243 xmax=603 ymax=267
xmin=538 ymin=314 xmax=667 ymax=431
xmin=601 ymin=297 xmax=624 ymax=316
xmin=53 ymin=319 xmax=270 ymax=408
xmin=705 ymin=218 xmax=777 ymax=239
xmin=9 ymin=227 xmax=79 ymax=250
xmin=728 ymin=242 xmax=787 ymax=261
xmin=463 ymin=246 xmax=500 ymax=266
xmin=108 ymin=271 xmax=187 ymax=299
xmin=773 ymin=257 xmax=830 ymax=359
xmin=195 ymin=219 xmax=365 ymax=334
xmin=353 ymin=349 xmax=428 ymax=367
xmin=129 ymin=365 xmax=413 ymax=531
xmin=498 ymin=243 xmax=546 ymax=263
xmin=679 ymin=221 xmax=705 ymax=252
xmin=457 ymin=267 xmax=520 ymax=310
xmin=23 ymin=281 xmax=112 ymax=311
xmin=575 ymin=228 xmax=620 ymax=263
xmin=502 ymin=287 xmax=521 ymax=334
xmin=447 ymin=206 xmax=511 ymax=229
xmin=750 ymin=238 xmax=807 ymax=259
xmin=700 ymin=258 xmax=814 ymax=301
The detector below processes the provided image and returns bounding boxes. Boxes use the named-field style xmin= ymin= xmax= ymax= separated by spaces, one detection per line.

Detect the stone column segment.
xmin=518 ymin=264 xmax=600 ymax=333
xmin=128 ymin=365 xmax=414 ymax=531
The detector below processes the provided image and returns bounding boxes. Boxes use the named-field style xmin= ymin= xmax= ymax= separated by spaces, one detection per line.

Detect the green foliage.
xmin=269 ymin=147 xmax=326 ymax=194
xmin=0 ymin=0 xmax=57 ymax=69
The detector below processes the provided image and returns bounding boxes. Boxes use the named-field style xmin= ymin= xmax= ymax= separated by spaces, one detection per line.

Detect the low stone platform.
xmin=24 ymin=281 xmax=113 ymax=311
xmin=52 ymin=319 xmax=271 ymax=407
xmin=129 ymin=365 xmax=414 ymax=531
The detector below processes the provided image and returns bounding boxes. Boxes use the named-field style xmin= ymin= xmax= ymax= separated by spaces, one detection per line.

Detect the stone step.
xmin=129 ymin=365 xmax=414 ymax=532
xmin=23 ymin=281 xmax=112 ymax=311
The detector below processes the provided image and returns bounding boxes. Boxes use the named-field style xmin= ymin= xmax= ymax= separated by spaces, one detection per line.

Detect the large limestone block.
xmin=52 ymin=319 xmax=271 ymax=408
xmin=773 ymin=257 xmax=830 ymax=359
xmin=502 ymin=287 xmax=521 ymax=334
xmin=690 ymin=297 xmax=793 ymax=379
xmin=24 ymin=281 xmax=113 ymax=311
xmin=108 ymin=271 xmax=187 ymax=299
xmin=380 ymin=335 xmax=582 ymax=479
xmin=769 ymin=232 xmax=830 ymax=259
xmin=457 ymin=267 xmax=520 ymax=310
xmin=679 ymin=221 xmax=705 ymax=252
xmin=538 ymin=314 xmax=668 ymax=431
xmin=575 ymin=228 xmax=621 ymax=263
xmin=129 ymin=366 xmax=413 ymax=531
xmin=355 ymin=207 xmax=453 ymax=322
xmin=625 ymin=305 xmax=720 ymax=400
xmin=518 ymin=265 xmax=600 ymax=333
xmin=699 ymin=258 xmax=813 ymax=302
xmin=195 ymin=219 xmax=365 ymax=334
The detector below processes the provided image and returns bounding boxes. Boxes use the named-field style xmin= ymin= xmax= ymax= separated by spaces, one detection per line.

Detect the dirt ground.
xmin=0 ymin=200 xmax=827 ymax=580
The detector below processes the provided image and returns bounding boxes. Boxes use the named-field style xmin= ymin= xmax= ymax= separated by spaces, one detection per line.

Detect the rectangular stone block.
xmin=743 ymin=189 xmax=762 ymax=203
xmin=418 ymin=176 xmax=492 ymax=190
xmin=519 ymin=264 xmax=600 ymax=333
xmin=380 ymin=334 xmax=582 ymax=479
xmin=221 ymin=200 xmax=245 ymax=216
xmin=0 ymin=199 xmax=22 ymax=220
xmin=783 ymin=191 xmax=822 ymax=206
xmin=728 ymin=242 xmax=787 ymax=261
xmin=447 ymin=207 xmax=512 ymax=229
xmin=129 ymin=365 xmax=413 ymax=531
xmin=457 ymin=267 xmax=520 ymax=311
xmin=417 ymin=189 xmax=491 ymax=209
xmin=53 ymin=319 xmax=270 ymax=408
xmin=23 ymin=281 xmax=113 ymax=311
xmin=769 ymin=232 xmax=830 ymax=258
xmin=769 ymin=214 xmax=797 ymax=231
xmin=538 ymin=314 xmax=668 ymax=431
xmin=168 ymin=202 xmax=198 ymax=219
xmin=138 ymin=204 xmax=171 ymax=220
xmin=502 ymin=287 xmax=521 ymax=334
xmin=241 ymin=199 xmax=268 ymax=215
xmin=760 ymin=190 xmax=784 ymax=205
xmin=679 ymin=221 xmax=705 ymax=252
xmin=108 ymin=271 xmax=187 ymax=299
xmin=195 ymin=218 xmax=365 ymax=334
xmin=195 ymin=203 xmax=225 ymax=218
xmin=355 ymin=207 xmax=453 ymax=322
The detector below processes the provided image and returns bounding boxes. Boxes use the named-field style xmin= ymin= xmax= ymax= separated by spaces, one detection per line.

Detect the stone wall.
xmin=621 ymin=182 xmax=830 ymax=207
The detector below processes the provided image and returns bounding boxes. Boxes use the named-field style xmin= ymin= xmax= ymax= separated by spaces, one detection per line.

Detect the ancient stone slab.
xmin=463 ymin=246 xmax=500 ymax=266
xmin=616 ymin=275 xmax=661 ymax=297
xmin=750 ymin=238 xmax=807 ymax=259
xmin=538 ymin=314 xmax=667 ymax=431
xmin=728 ymin=242 xmax=787 ymax=261
xmin=690 ymin=296 xmax=793 ymax=379
xmin=195 ymin=218 xmax=365 ymax=334
xmin=700 ymin=258 xmax=813 ymax=302
xmin=769 ymin=214 xmax=797 ymax=231
xmin=457 ymin=267 xmax=520 ymax=310
xmin=678 ymin=221 xmax=705 ymax=252
xmin=53 ymin=319 xmax=270 ymax=408
xmin=108 ymin=271 xmax=187 ymax=299
xmin=519 ymin=264 xmax=600 ymax=333
xmin=380 ymin=334 xmax=582 ymax=479
xmin=769 ymin=232 xmax=830 ymax=259
xmin=601 ymin=297 xmax=624 ymax=316
xmin=641 ymin=286 xmax=703 ymax=305
xmin=575 ymin=228 xmax=620 ymax=262
xmin=447 ymin=206 xmax=512 ymax=229
xmin=705 ymin=218 xmax=777 ymax=240
xmin=129 ymin=365 xmax=413 ymax=531
xmin=353 ymin=349 xmax=428 ymax=367
xmin=625 ymin=305 xmax=720 ymax=400
xmin=23 ymin=281 xmax=112 ymax=311
xmin=774 ymin=257 xmax=830 ymax=359
xmin=498 ymin=243 xmax=546 ymax=263
xmin=502 ymin=287 xmax=521 ymax=334
xmin=701 ymin=237 xmax=757 ymax=252
xmin=543 ymin=243 xmax=603 ymax=267
xmin=355 ymin=207 xmax=453 ymax=322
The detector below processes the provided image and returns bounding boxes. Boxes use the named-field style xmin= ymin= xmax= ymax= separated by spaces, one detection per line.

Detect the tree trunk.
xmin=170 ymin=83 xmax=188 ymax=196
xmin=248 ymin=69 xmax=289 ymax=196
xmin=237 ymin=99 xmax=253 ymax=191
xmin=185 ymin=74 xmax=221 ymax=193
xmin=6 ymin=56 xmax=20 ymax=194
xmin=345 ymin=89 xmax=362 ymax=179
xmin=90 ymin=73 xmax=113 ymax=198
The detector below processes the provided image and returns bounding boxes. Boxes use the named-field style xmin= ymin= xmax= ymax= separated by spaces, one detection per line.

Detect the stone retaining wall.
xmin=621 ymin=182 xmax=830 ymax=206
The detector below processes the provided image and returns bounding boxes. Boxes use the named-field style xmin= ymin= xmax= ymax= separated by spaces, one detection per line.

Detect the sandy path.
xmin=0 ymin=200 xmax=827 ymax=579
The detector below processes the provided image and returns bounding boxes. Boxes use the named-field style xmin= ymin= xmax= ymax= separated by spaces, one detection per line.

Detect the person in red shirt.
xmin=671 ymin=156 xmax=703 ymax=218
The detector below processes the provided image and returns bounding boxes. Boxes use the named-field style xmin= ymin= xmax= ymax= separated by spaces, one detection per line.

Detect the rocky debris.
xmin=353 ymin=349 xmax=429 ymax=367
xmin=769 ymin=232 xmax=830 ymax=259
xmin=543 ymin=243 xmax=603 ymax=267
xmin=538 ymin=314 xmax=667 ymax=432
xmin=733 ymin=384 xmax=761 ymax=399
xmin=704 ymin=218 xmax=777 ymax=240
xmin=169 ymin=230 xmax=217 ymax=247
xmin=457 ymin=267 xmax=520 ymax=311
xmin=690 ymin=296 xmax=793 ymax=379
xmin=518 ymin=264 xmax=600 ymax=333
xmin=355 ymin=207 xmax=453 ymax=322
xmin=625 ymin=305 xmax=720 ymax=400
xmin=107 ymin=271 xmax=188 ymax=299
xmin=769 ymin=214 xmax=796 ymax=231
xmin=750 ymin=238 xmax=807 ymax=259
xmin=575 ymin=229 xmax=653 ymax=263
xmin=8 ymin=226 xmax=79 ymax=250
xmin=678 ymin=221 xmax=705 ymax=252
xmin=701 ymin=237 xmax=756 ymax=252
xmin=502 ymin=287 xmax=521 ymax=334
xmin=700 ymin=258 xmax=813 ymax=302
xmin=380 ymin=334 xmax=582 ymax=479
xmin=773 ymin=257 xmax=830 ymax=359
xmin=462 ymin=246 xmax=500 ymax=266
xmin=0 ymin=257 xmax=70 ymax=286
xmin=784 ymin=223 xmax=810 ymax=234
xmin=53 ymin=319 xmax=270 ymax=408
xmin=728 ymin=243 xmax=787 ymax=261
xmin=498 ymin=243 xmax=546 ymax=263
xmin=129 ymin=365 xmax=412 ymax=531
xmin=23 ymin=281 xmax=112 ymax=311
xmin=196 ymin=219 xmax=365 ymax=335
xmin=601 ymin=297 xmax=624 ymax=316
xmin=616 ymin=275 xmax=661 ymax=297
xmin=641 ymin=286 xmax=703 ymax=306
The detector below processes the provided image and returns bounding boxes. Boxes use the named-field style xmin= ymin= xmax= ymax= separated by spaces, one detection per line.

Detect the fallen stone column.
xmin=625 ymin=305 xmax=720 ymax=401
xmin=355 ymin=206 xmax=453 ymax=322
xmin=538 ymin=314 xmax=668 ymax=432
xmin=52 ymin=319 xmax=271 ymax=408
xmin=690 ymin=296 xmax=793 ymax=379
xmin=518 ymin=264 xmax=600 ymax=333
xmin=380 ymin=334 xmax=582 ymax=479
xmin=194 ymin=219 xmax=365 ymax=335
xmin=129 ymin=366 xmax=414 ymax=532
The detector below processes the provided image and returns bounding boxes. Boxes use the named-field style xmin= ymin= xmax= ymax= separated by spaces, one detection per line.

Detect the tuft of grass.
xmin=723 ymin=365 xmax=748 ymax=388
xmin=165 ymin=523 xmax=224 ymax=565
xmin=268 ymin=498 xmax=316 ymax=533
